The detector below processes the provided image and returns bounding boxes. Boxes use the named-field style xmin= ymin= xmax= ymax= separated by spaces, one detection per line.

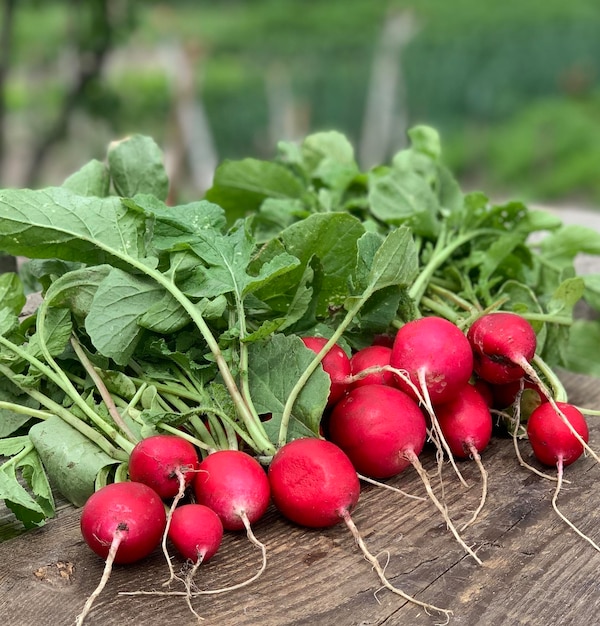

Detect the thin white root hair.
xmin=407 ymin=450 xmax=483 ymax=565
xmin=180 ymin=555 xmax=206 ymax=623
xmin=119 ymin=511 xmax=268 ymax=598
xmin=460 ymin=444 xmax=488 ymax=531
xmin=339 ymin=509 xmax=453 ymax=622
xmin=162 ymin=469 xmax=189 ymax=587
xmin=75 ymin=528 xmax=124 ymax=626
xmin=357 ymin=473 xmax=427 ymax=502
xmin=417 ymin=369 xmax=469 ymax=489
xmin=552 ymin=458 xmax=600 ymax=553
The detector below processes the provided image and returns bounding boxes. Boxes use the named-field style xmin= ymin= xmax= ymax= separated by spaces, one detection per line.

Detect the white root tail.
xmin=339 ymin=509 xmax=453 ymax=623
xmin=552 ymin=458 xmax=600 ymax=554
xmin=75 ymin=528 xmax=124 ymax=626
xmin=406 ymin=450 xmax=483 ymax=565
xmin=162 ymin=469 xmax=189 ymax=587
xmin=460 ymin=444 xmax=488 ymax=531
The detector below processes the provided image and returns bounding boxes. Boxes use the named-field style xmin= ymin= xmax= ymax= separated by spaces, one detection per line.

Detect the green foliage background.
xmin=4 ymin=0 xmax=600 ymax=205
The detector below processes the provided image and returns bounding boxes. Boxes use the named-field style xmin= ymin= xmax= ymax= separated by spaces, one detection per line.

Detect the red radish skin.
xmin=80 ymin=481 xmax=167 ymax=564
xmin=467 ymin=312 xmax=536 ymax=385
xmin=268 ymin=438 xmax=360 ymax=528
xmin=349 ymin=345 xmax=395 ymax=389
xmin=194 ymin=450 xmax=270 ymax=531
xmin=328 ymin=384 xmax=427 ymax=479
xmin=390 ymin=316 xmax=474 ymax=405
xmin=301 ymin=336 xmax=351 ymax=406
xmin=472 ymin=378 xmax=494 ymax=408
xmin=76 ymin=481 xmax=167 ymax=625
xmin=128 ymin=434 xmax=200 ymax=500
xmin=267 ymin=437 xmax=451 ymax=619
xmin=168 ymin=504 xmax=223 ymax=563
xmin=526 ymin=402 xmax=589 ymax=468
xmin=436 ymin=384 xmax=493 ymax=460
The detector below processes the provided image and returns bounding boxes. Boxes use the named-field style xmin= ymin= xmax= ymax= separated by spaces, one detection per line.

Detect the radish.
xmin=301 ymin=336 xmax=351 ymax=406
xmin=328 ymin=384 xmax=426 ymax=479
xmin=436 ymin=383 xmax=493 ymax=529
xmin=128 ymin=434 xmax=201 ymax=584
xmin=389 ymin=316 xmax=474 ymax=488
xmin=166 ymin=503 xmax=224 ymax=621
xmin=76 ymin=481 xmax=167 ymax=625
xmin=390 ymin=316 xmax=473 ymax=405
xmin=128 ymin=434 xmax=200 ymax=500
xmin=268 ymin=437 xmax=452 ymax=619
xmin=168 ymin=503 xmax=224 ymax=563
xmin=348 ymin=344 xmax=395 ymax=388
xmin=327 ymin=384 xmax=482 ymax=564
xmin=194 ymin=450 xmax=270 ymax=586
xmin=526 ymin=402 xmax=600 ymax=553
xmin=467 ymin=311 xmax=536 ymax=385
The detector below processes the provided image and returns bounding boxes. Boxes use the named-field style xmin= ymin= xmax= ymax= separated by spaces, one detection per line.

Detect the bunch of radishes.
xmin=76 ymin=310 xmax=596 ymax=624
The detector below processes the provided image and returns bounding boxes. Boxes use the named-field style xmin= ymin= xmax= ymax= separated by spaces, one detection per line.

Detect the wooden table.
xmin=1 ymin=369 xmax=600 ymax=626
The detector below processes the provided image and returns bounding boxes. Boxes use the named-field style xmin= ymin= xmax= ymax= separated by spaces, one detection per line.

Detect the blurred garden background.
xmin=1 ymin=0 xmax=600 ymax=207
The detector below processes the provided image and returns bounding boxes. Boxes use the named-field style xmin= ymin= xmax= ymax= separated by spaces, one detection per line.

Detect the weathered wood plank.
xmin=1 ymin=371 xmax=599 ymax=626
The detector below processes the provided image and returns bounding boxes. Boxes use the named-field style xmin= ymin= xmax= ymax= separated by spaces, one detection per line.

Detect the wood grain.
xmin=1 ymin=371 xmax=599 ymax=626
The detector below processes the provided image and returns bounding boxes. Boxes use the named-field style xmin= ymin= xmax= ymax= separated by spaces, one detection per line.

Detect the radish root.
xmin=417 ymin=369 xmax=469 ymax=489
xmin=460 ymin=444 xmax=488 ymax=531
xmin=406 ymin=450 xmax=483 ymax=565
xmin=357 ymin=473 xmax=427 ymax=502
xmin=162 ymin=469 xmax=190 ymax=586
xmin=120 ymin=511 xmax=267 ymax=599
xmin=339 ymin=509 xmax=452 ymax=622
xmin=552 ymin=458 xmax=600 ymax=554
xmin=75 ymin=527 xmax=124 ymax=626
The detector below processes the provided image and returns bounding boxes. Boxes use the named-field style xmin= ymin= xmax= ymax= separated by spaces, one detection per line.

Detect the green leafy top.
xmin=0 ymin=127 xmax=598 ymax=529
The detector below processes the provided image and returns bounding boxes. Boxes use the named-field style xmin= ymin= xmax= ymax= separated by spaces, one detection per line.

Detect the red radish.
xmin=327 ymin=384 xmax=481 ymax=563
xmin=166 ymin=502 xmax=224 ymax=620
xmin=128 ymin=434 xmax=200 ymax=500
xmin=328 ymin=384 xmax=426 ymax=479
xmin=168 ymin=503 xmax=224 ymax=563
xmin=389 ymin=316 xmax=474 ymax=489
xmin=436 ymin=384 xmax=493 ymax=529
xmin=80 ymin=481 xmax=167 ymax=564
xmin=76 ymin=481 xmax=167 ymax=625
xmin=268 ymin=437 xmax=451 ymax=619
xmin=526 ymin=401 xmax=588 ymax=468
xmin=526 ymin=402 xmax=600 ymax=553
xmin=301 ymin=336 xmax=351 ymax=406
xmin=268 ymin=437 xmax=360 ymax=528
xmin=194 ymin=449 xmax=270 ymax=531
xmin=436 ymin=384 xmax=493 ymax=460
xmin=467 ymin=311 xmax=536 ymax=385
xmin=349 ymin=345 xmax=395 ymax=388
xmin=390 ymin=316 xmax=473 ymax=405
